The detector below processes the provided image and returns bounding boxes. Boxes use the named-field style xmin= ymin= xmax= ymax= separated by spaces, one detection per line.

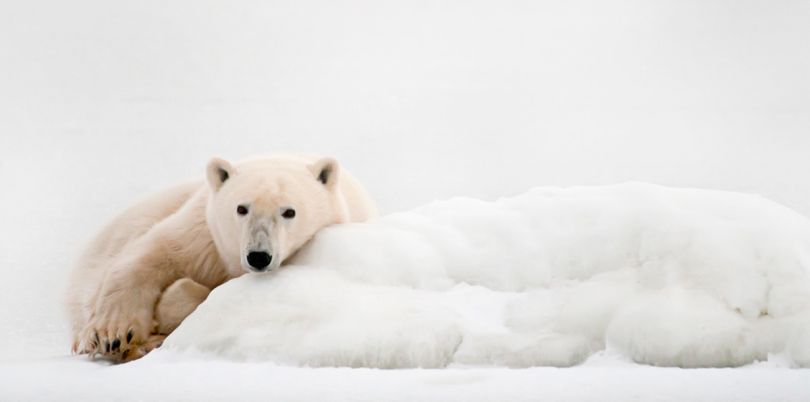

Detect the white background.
xmin=1 ymin=0 xmax=809 ymax=368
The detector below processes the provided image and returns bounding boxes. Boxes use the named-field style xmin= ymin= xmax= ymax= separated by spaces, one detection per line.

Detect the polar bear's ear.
xmin=309 ymin=157 xmax=340 ymax=190
xmin=206 ymin=157 xmax=234 ymax=192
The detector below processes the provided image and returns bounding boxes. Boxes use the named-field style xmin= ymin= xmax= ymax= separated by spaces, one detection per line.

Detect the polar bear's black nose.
xmin=247 ymin=251 xmax=273 ymax=270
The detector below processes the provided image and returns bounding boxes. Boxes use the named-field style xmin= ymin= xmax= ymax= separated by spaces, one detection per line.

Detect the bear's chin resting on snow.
xmin=162 ymin=183 xmax=810 ymax=369
xmin=65 ymin=154 xmax=377 ymax=362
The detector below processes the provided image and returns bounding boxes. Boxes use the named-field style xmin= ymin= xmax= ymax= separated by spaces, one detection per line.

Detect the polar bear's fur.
xmin=66 ymin=155 xmax=377 ymax=362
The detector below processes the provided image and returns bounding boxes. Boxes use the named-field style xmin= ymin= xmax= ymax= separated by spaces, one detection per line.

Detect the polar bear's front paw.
xmin=80 ymin=303 xmax=154 ymax=362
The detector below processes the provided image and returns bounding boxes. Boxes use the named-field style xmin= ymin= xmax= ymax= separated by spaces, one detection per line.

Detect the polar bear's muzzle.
xmin=240 ymin=214 xmax=283 ymax=272
xmin=241 ymin=220 xmax=281 ymax=273
xmin=246 ymin=251 xmax=273 ymax=271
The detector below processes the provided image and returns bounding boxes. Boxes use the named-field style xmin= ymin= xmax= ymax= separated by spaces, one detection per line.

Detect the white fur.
xmin=66 ymin=154 xmax=377 ymax=359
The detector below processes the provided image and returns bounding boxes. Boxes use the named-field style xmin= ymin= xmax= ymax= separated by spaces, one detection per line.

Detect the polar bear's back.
xmin=335 ymin=167 xmax=378 ymax=222
xmin=86 ymin=181 xmax=202 ymax=259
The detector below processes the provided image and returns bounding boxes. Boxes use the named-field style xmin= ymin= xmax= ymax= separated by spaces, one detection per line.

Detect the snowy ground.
xmin=2 ymin=0 xmax=810 ymax=400
xmin=4 ymin=353 xmax=810 ymax=402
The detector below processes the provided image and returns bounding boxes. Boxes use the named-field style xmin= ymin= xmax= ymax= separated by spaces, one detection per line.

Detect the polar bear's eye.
xmin=236 ymin=205 xmax=249 ymax=216
xmin=281 ymin=208 xmax=296 ymax=219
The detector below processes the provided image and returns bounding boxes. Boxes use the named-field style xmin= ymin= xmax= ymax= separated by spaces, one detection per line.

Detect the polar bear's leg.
xmin=96 ymin=278 xmax=209 ymax=363
xmin=154 ymin=278 xmax=211 ymax=335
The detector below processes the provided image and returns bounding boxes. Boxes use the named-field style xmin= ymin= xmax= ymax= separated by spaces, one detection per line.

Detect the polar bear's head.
xmin=205 ymin=156 xmax=342 ymax=276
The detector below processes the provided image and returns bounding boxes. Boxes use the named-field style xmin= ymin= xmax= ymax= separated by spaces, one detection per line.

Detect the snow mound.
xmin=162 ymin=183 xmax=810 ymax=368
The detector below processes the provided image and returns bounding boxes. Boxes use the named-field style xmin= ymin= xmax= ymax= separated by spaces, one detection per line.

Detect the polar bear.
xmin=66 ymin=155 xmax=377 ymax=362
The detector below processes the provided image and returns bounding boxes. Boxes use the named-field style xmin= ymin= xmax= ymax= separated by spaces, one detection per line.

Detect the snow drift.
xmin=162 ymin=183 xmax=810 ymax=368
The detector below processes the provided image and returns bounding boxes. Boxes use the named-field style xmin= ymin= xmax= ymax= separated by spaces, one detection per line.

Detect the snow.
xmin=3 ymin=355 xmax=810 ymax=402
xmin=164 ymin=183 xmax=810 ymax=368
xmin=2 ymin=0 xmax=810 ymax=400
